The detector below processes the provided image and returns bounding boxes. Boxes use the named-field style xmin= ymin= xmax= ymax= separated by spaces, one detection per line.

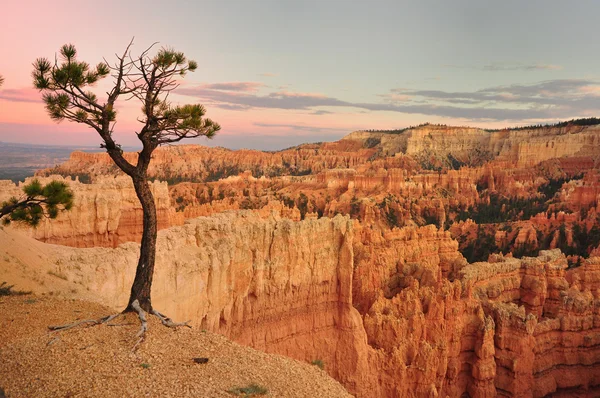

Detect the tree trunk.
xmin=125 ymin=178 xmax=157 ymax=312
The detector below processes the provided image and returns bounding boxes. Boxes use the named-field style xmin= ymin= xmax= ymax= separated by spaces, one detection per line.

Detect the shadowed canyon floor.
xmin=2 ymin=122 xmax=600 ymax=397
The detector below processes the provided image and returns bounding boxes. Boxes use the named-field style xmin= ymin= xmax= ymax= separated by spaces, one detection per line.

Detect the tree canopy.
xmin=33 ymin=40 xmax=219 ymax=334
xmin=0 ymin=179 xmax=73 ymax=226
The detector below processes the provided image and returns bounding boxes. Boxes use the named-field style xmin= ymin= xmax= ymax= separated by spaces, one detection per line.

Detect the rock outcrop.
xmin=3 ymin=213 xmax=600 ymax=397
xmin=5 ymin=121 xmax=599 ymax=397
xmin=0 ymin=176 xmax=183 ymax=247
xmin=347 ymin=123 xmax=600 ymax=167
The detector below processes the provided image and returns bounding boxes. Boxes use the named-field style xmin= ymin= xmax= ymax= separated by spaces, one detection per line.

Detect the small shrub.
xmin=140 ymin=363 xmax=151 ymax=369
xmin=227 ymin=383 xmax=268 ymax=396
xmin=311 ymin=359 xmax=325 ymax=369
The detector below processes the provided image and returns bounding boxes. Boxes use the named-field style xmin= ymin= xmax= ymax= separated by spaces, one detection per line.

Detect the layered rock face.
xmin=41 ymin=124 xmax=600 ymax=183
xmin=462 ymin=251 xmax=600 ymax=397
xmin=8 ymin=121 xmax=599 ymax=397
xmin=6 ymin=212 xmax=597 ymax=397
xmin=355 ymin=237 xmax=600 ymax=397
xmin=0 ymin=176 xmax=182 ymax=247
xmin=33 ymin=212 xmax=375 ymax=395
xmin=347 ymin=123 xmax=600 ymax=167
xmin=39 ymin=141 xmax=378 ymax=182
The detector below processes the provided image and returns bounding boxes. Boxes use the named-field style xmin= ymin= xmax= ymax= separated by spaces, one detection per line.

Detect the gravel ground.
xmin=0 ymin=296 xmax=352 ymax=398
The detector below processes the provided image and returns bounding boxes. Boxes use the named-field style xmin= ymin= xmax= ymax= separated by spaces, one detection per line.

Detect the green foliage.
xmin=32 ymin=44 xmax=111 ymax=124
xmin=486 ymin=118 xmax=600 ymax=132
xmin=378 ymin=194 xmax=401 ymax=228
xmin=454 ymin=175 xmax=584 ymax=227
xmin=385 ymin=207 xmax=399 ymax=228
xmin=459 ymin=217 xmax=600 ymax=264
xmin=140 ymin=363 xmax=151 ymax=369
xmin=556 ymin=221 xmax=600 ymax=258
xmin=537 ymin=175 xmax=583 ymax=199
xmin=0 ymin=179 xmax=73 ymax=226
xmin=360 ymin=123 xmax=443 ymax=135
xmin=422 ymin=211 xmax=439 ymax=228
xmin=31 ymin=42 xmax=223 ymax=312
xmin=447 ymin=154 xmax=465 ymax=170
xmin=364 ymin=137 xmax=381 ymax=148
xmin=297 ymin=193 xmax=309 ymax=220
xmin=453 ymin=195 xmax=543 ymax=225
xmin=228 ymin=384 xmax=268 ymax=396
xmin=280 ymin=195 xmax=295 ymax=209
xmin=205 ymin=165 xmax=242 ymax=182
xmin=349 ymin=196 xmax=361 ymax=218
xmin=311 ymin=359 xmax=325 ymax=369
xmin=512 ymin=241 xmax=539 ymax=259
xmin=475 ymin=177 xmax=488 ymax=193
xmin=33 ymin=43 xmax=219 ymax=150
xmin=460 ymin=226 xmax=498 ymax=263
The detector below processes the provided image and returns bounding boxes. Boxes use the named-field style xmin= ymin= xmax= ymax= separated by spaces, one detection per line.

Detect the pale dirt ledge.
xmin=0 ymin=295 xmax=352 ymax=398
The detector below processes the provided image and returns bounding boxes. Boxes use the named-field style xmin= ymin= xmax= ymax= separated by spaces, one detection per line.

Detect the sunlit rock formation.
xmin=0 ymin=176 xmax=183 ymax=247
xmin=3 ymin=213 xmax=600 ymax=397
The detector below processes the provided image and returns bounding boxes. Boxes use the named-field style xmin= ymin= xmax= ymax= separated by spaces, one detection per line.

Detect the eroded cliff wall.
xmin=0 ymin=176 xmax=182 ymax=247
xmin=30 ymin=212 xmax=377 ymax=395
xmin=3 ymin=212 xmax=599 ymax=397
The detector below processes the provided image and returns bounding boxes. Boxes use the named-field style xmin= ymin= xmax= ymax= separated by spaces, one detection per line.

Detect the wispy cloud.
xmin=259 ymin=72 xmax=278 ymax=77
xmin=201 ymin=82 xmax=265 ymax=92
xmin=443 ymin=63 xmax=563 ymax=72
xmin=311 ymin=110 xmax=334 ymax=115
xmin=177 ymin=79 xmax=600 ymax=122
xmin=482 ymin=62 xmax=563 ymax=71
xmin=177 ymin=86 xmax=349 ymax=111
xmin=0 ymin=88 xmax=42 ymax=103
xmin=254 ymin=122 xmax=347 ymax=133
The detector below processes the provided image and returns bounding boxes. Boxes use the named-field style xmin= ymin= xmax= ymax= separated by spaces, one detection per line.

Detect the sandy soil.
xmin=0 ymin=295 xmax=352 ymax=398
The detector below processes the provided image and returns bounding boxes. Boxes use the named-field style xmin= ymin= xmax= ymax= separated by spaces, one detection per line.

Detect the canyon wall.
xmin=39 ymin=124 xmax=600 ymax=184
xmin=0 ymin=176 xmax=182 ymax=247
xmin=347 ymin=124 xmax=600 ymax=167
xmin=38 ymin=141 xmax=378 ymax=182
xmin=31 ymin=212 xmax=378 ymax=395
xmin=3 ymin=212 xmax=597 ymax=397
xmin=5 ymin=121 xmax=599 ymax=397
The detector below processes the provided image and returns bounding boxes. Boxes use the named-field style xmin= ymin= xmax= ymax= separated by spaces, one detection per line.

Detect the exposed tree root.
xmin=47 ymin=300 xmax=191 ymax=351
xmin=130 ymin=299 xmax=192 ymax=351
xmin=48 ymin=313 xmax=120 ymax=332
xmin=151 ymin=309 xmax=191 ymax=329
xmin=131 ymin=299 xmax=148 ymax=351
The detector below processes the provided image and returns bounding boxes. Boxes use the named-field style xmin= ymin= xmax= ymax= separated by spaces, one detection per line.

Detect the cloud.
xmin=0 ymin=88 xmax=43 ymax=103
xmin=259 ymin=72 xmax=278 ymax=77
xmin=483 ymin=63 xmax=563 ymax=71
xmin=311 ymin=110 xmax=334 ymax=115
xmin=178 ymin=79 xmax=600 ymax=122
xmin=443 ymin=63 xmax=563 ymax=72
xmin=254 ymin=122 xmax=347 ymax=133
xmin=201 ymin=82 xmax=265 ymax=92
xmin=177 ymin=86 xmax=350 ymax=110
xmin=387 ymin=79 xmax=600 ymax=120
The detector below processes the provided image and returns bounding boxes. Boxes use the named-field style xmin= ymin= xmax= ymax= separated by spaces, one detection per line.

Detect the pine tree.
xmin=33 ymin=41 xmax=220 ymax=338
xmin=0 ymin=179 xmax=73 ymax=226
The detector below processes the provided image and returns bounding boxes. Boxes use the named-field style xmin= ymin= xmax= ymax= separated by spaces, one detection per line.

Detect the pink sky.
xmin=1 ymin=1 xmax=599 ymax=150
